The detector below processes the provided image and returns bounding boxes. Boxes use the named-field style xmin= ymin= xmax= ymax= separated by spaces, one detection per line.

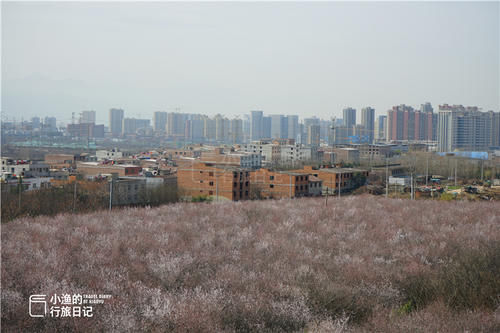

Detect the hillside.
xmin=2 ymin=196 xmax=500 ymax=332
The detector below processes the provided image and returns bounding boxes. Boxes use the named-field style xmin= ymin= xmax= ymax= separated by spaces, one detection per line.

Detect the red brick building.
xmin=291 ymin=165 xmax=369 ymax=193
xmin=250 ymin=169 xmax=309 ymax=199
xmin=177 ymin=161 xmax=249 ymax=201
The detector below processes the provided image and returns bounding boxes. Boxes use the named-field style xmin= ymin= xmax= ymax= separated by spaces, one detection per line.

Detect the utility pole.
xmin=73 ymin=180 xmax=77 ymax=213
xmin=410 ymin=172 xmax=414 ymax=200
xmin=481 ymin=160 xmax=484 ymax=182
xmin=18 ymin=175 xmax=22 ymax=211
xmin=109 ymin=178 xmax=113 ymax=211
xmin=425 ymin=155 xmax=429 ymax=187
xmin=385 ymin=157 xmax=389 ymax=199
xmin=455 ymin=158 xmax=457 ymax=187
xmin=338 ymin=172 xmax=342 ymax=198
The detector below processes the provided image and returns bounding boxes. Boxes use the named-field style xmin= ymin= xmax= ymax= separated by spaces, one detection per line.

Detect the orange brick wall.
xmin=250 ymin=169 xmax=309 ymax=199
xmin=291 ymin=166 xmax=369 ymax=191
xmin=177 ymin=162 xmax=249 ymax=201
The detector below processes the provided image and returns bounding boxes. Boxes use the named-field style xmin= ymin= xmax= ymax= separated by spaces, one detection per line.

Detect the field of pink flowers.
xmin=2 ymin=195 xmax=500 ymax=332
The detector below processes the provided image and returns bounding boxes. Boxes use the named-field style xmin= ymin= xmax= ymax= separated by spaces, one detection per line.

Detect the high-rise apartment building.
xmin=263 ymin=116 xmax=272 ymax=139
xmin=361 ymin=107 xmax=375 ymax=143
xmin=437 ymin=105 xmax=499 ymax=152
xmin=122 ymin=118 xmax=150 ymax=135
xmin=287 ymin=115 xmax=299 ymax=141
xmin=343 ymin=107 xmax=356 ymax=129
xmin=203 ymin=117 xmax=216 ymax=141
xmin=186 ymin=115 xmax=205 ymax=142
xmin=214 ymin=114 xmax=228 ymax=142
xmin=490 ymin=111 xmax=500 ymax=148
xmin=386 ymin=104 xmax=434 ymax=142
xmin=375 ymin=115 xmax=387 ymax=142
xmin=230 ymin=118 xmax=243 ymax=143
xmin=31 ymin=116 xmax=41 ymax=129
xmin=307 ymin=124 xmax=321 ymax=146
xmin=153 ymin=111 xmax=168 ymax=133
xmin=271 ymin=115 xmax=288 ymax=139
xmin=44 ymin=116 xmax=57 ymax=131
xmin=167 ymin=113 xmax=186 ymax=137
xmin=250 ymin=111 xmax=263 ymax=140
xmin=80 ymin=110 xmax=96 ymax=124
xmin=242 ymin=114 xmax=251 ymax=142
xmin=109 ymin=108 xmax=124 ymax=136
xmin=420 ymin=102 xmax=433 ymax=113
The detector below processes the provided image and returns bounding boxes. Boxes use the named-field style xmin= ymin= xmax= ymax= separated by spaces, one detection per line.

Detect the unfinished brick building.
xmin=291 ymin=165 xmax=369 ymax=193
xmin=250 ymin=169 xmax=309 ymax=199
xmin=177 ymin=161 xmax=250 ymax=201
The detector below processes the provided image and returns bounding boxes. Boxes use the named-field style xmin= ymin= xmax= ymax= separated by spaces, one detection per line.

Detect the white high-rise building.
xmin=361 ymin=107 xmax=375 ymax=143
xmin=153 ymin=111 xmax=168 ymax=133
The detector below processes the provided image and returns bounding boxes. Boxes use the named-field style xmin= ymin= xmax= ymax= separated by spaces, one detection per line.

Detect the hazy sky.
xmin=2 ymin=1 xmax=499 ymax=125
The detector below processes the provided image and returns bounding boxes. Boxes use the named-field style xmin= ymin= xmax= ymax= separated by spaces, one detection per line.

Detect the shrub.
xmin=2 ymin=197 xmax=499 ymax=331
xmin=304 ymin=277 xmax=372 ymax=324
xmin=396 ymin=272 xmax=436 ymax=314
xmin=191 ymin=195 xmax=212 ymax=202
xmin=397 ymin=241 xmax=500 ymax=313
xmin=439 ymin=241 xmax=500 ymax=310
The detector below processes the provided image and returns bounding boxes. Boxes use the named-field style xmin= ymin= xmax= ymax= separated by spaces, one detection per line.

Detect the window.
xmin=234 ymin=182 xmax=237 ymax=187
xmin=270 ymin=184 xmax=274 ymax=188
xmin=209 ymin=172 xmax=214 ymax=177
xmin=209 ymin=181 xmax=214 ymax=186
xmin=209 ymin=191 xmax=213 ymax=195
xmin=270 ymin=175 xmax=274 ymax=180
xmin=200 ymin=171 xmax=203 ymax=174
xmin=245 ymin=190 xmax=248 ymax=196
xmin=245 ymin=181 xmax=249 ymax=186
xmin=233 ymin=172 xmax=237 ymax=178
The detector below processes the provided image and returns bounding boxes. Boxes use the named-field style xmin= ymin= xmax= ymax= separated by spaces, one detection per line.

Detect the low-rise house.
xmin=96 ymin=149 xmax=123 ymax=161
xmin=250 ymin=169 xmax=309 ymax=199
xmin=200 ymin=148 xmax=261 ymax=169
xmin=332 ymin=148 xmax=360 ymax=164
xmin=351 ymin=144 xmax=394 ymax=160
xmin=1 ymin=158 xmax=31 ymax=177
xmin=1 ymin=176 xmax=53 ymax=191
xmin=291 ymin=165 xmax=369 ymax=194
xmin=177 ymin=161 xmax=250 ymax=201
xmin=76 ymin=162 xmax=142 ymax=177
xmin=308 ymin=175 xmax=323 ymax=196
xmin=44 ymin=154 xmax=77 ymax=169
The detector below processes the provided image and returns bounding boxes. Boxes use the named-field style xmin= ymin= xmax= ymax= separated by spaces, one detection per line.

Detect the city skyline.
xmin=2 ymin=2 xmax=498 ymax=124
